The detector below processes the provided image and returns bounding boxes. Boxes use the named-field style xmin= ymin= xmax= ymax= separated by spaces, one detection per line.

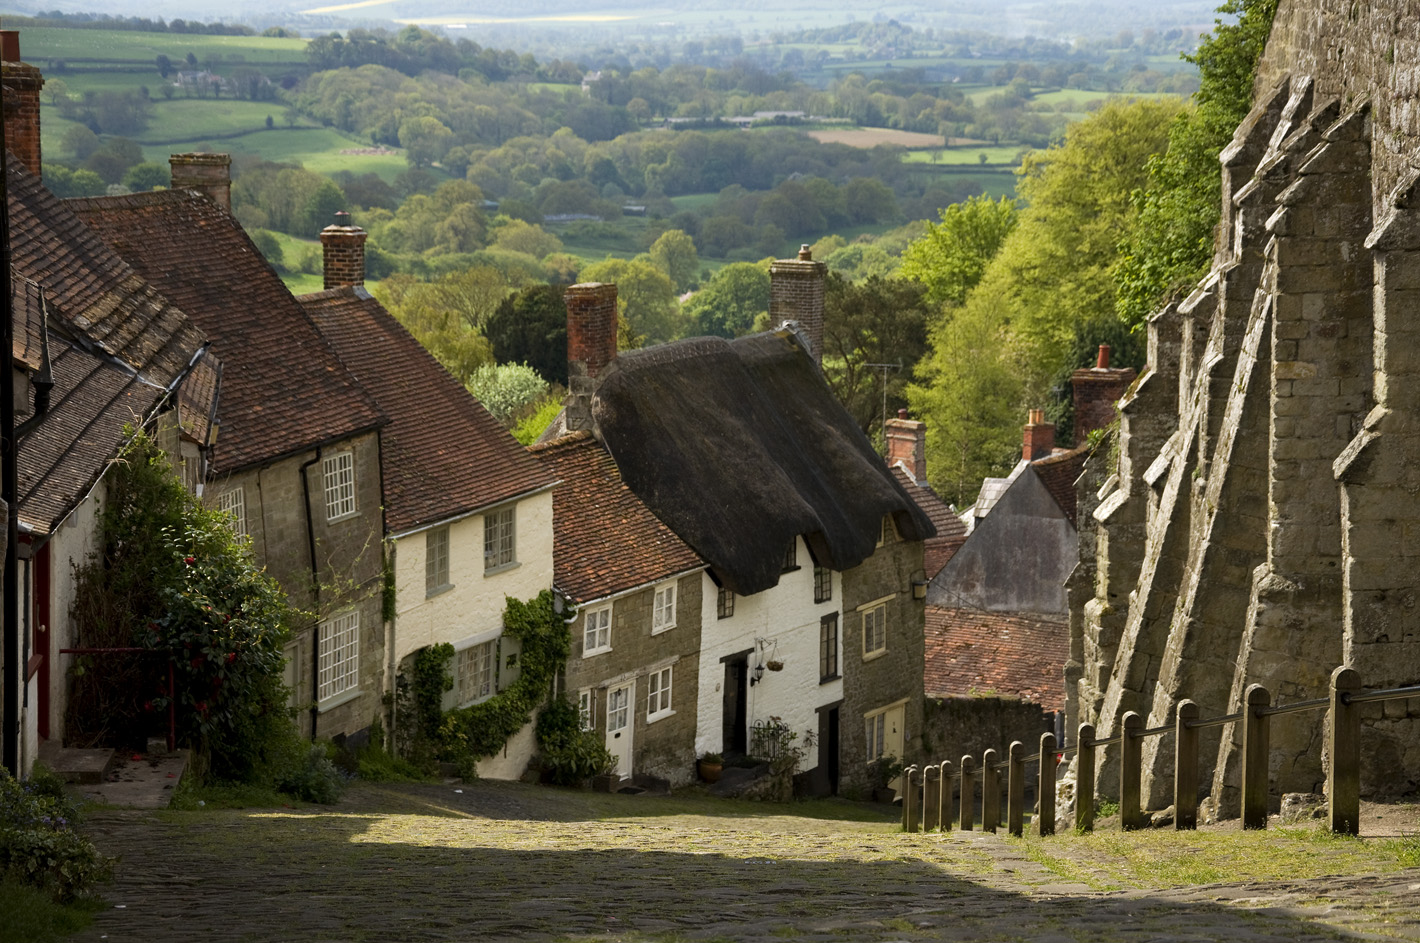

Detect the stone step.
xmin=37 ymin=741 xmax=115 ymax=785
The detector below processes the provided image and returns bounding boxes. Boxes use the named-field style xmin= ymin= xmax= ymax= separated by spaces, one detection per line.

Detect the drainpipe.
xmin=299 ymin=449 xmax=322 ymax=740
xmin=1 ymin=135 xmax=18 ymax=777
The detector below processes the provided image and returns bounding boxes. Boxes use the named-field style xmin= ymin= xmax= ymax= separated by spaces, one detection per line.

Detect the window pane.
xmin=323 ymin=452 xmax=356 ymax=520
xmin=484 ymin=507 xmax=516 ymax=570
xmin=318 ymin=611 xmax=359 ymax=701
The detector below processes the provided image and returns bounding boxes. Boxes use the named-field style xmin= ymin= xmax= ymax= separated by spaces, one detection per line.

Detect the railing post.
xmin=1007 ymin=741 xmax=1025 ymax=837
xmin=959 ymin=755 xmax=975 ymax=831
xmin=1329 ymin=666 xmax=1361 ymax=836
xmin=1120 ymin=711 xmax=1143 ymax=830
xmin=1241 ymin=684 xmax=1271 ymax=830
xmin=939 ymin=761 xmax=954 ymax=833
xmin=923 ymin=764 xmax=941 ymax=832
xmin=1174 ymin=699 xmax=1199 ymax=830
xmin=981 ymin=749 xmax=999 ymax=833
xmin=903 ymin=765 xmax=920 ymax=833
xmin=1076 ymin=723 xmax=1095 ymax=832
xmin=1037 ymin=732 xmax=1056 ymax=837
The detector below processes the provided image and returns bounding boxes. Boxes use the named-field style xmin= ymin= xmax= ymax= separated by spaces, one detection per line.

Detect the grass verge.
xmin=0 ymin=877 xmax=102 ymax=943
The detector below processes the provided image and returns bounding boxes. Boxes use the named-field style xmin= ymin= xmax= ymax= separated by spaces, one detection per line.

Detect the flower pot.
xmin=698 ymin=760 xmax=723 ymax=783
xmin=766 ymin=660 xmax=784 ymax=672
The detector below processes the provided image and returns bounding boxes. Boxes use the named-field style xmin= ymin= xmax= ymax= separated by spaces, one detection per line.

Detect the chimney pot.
xmin=1 ymin=31 xmax=20 ymax=62
xmin=897 ymin=408 xmax=908 ymax=419
xmin=1023 ymin=408 xmax=1056 ymax=462
xmin=1096 ymin=344 xmax=1111 ymax=369
xmin=334 ymin=210 xmax=351 ymax=227
xmin=798 ymin=244 xmax=812 ymax=261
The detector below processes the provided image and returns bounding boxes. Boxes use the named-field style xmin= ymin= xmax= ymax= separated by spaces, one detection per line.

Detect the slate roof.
xmin=892 ymin=466 xmax=966 ymax=579
xmin=592 ymin=328 xmax=935 ymax=596
xmin=529 ymin=431 xmax=704 ymax=603
xmin=924 ymin=605 xmax=1067 ymax=711
xmin=67 ymin=189 xmax=383 ymax=474
xmin=300 ymin=286 xmax=555 ymax=534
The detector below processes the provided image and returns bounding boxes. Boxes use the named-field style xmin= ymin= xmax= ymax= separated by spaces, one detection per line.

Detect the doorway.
xmin=606 ymin=681 xmax=634 ymax=779
xmin=722 ymin=657 xmax=747 ymax=756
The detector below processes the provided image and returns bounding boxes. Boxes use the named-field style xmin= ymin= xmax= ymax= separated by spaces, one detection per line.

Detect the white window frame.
xmin=577 ymin=688 xmax=594 ymax=731
xmin=323 ymin=451 xmax=357 ymax=522
xmin=583 ymin=605 xmax=612 ymax=656
xmin=484 ymin=505 xmax=516 ymax=573
xmin=651 ymin=582 xmax=677 ymax=634
xmin=218 ymin=486 xmax=247 ymax=538
xmin=426 ymin=526 xmax=451 ymax=596
xmin=865 ymin=710 xmax=887 ymax=763
xmin=317 ymin=610 xmax=360 ymax=703
xmin=455 ymin=638 xmax=496 ymax=705
xmin=861 ymin=602 xmax=887 ymax=658
xmin=647 ymin=666 xmax=672 ymax=721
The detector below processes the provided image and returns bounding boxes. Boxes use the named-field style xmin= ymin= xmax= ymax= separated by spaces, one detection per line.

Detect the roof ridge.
xmin=526 ymin=430 xmax=594 ymax=454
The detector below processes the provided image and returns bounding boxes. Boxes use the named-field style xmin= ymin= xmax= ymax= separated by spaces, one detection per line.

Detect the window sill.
xmin=647 ymin=709 xmax=676 ymax=725
xmin=584 ymin=646 xmax=612 ymax=658
xmin=862 ymin=648 xmax=888 ymax=663
xmin=819 ymin=674 xmax=841 ymax=685
xmin=425 ymin=583 xmax=454 ymax=600
xmin=484 ymin=560 xmax=521 ymax=578
xmin=317 ymin=687 xmax=363 ymax=712
xmin=327 ymin=511 xmax=359 ymax=525
xmin=814 ymin=597 xmax=832 ymax=605
xmin=651 ymin=623 xmax=676 ymax=635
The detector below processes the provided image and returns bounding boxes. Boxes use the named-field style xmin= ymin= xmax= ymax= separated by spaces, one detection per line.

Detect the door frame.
xmin=605 ymin=680 xmax=635 ymax=780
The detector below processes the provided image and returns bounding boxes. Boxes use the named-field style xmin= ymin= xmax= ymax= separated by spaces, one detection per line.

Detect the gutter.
xmin=299 ymin=448 xmax=322 ymax=740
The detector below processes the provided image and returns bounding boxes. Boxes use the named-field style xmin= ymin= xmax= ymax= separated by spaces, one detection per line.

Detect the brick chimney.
xmin=563 ymin=282 xmax=618 ymax=433
xmin=169 ymin=153 xmax=232 ymax=212
xmin=319 ymin=211 xmax=367 ymax=289
xmin=1022 ymin=408 xmax=1056 ymax=462
xmin=1 ymin=31 xmax=45 ymax=177
xmin=770 ymin=245 xmax=827 ymax=366
xmin=885 ymin=408 xmax=926 ymax=483
xmin=1070 ymin=344 xmax=1137 ymax=445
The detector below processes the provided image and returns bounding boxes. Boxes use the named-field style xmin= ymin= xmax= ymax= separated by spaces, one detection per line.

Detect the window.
xmin=783 ymin=539 xmax=798 ymax=571
xmin=651 ymin=582 xmax=676 ymax=633
xmin=426 ymin=526 xmax=451 ymax=596
xmin=814 ymin=566 xmax=832 ymax=603
xmin=317 ymin=611 xmax=359 ymax=702
xmin=878 ymin=515 xmax=895 ymax=547
xmin=484 ymin=506 xmax=516 ymax=572
xmin=862 ymin=604 xmax=887 ymax=656
xmin=716 ymin=586 xmax=735 ymax=619
xmin=819 ymin=613 xmax=839 ymax=682
xmin=583 ymin=605 xmax=611 ymax=655
xmin=456 ymin=639 xmax=495 ymax=704
xmin=866 ymin=711 xmax=886 ymax=762
xmin=577 ymin=689 xmax=594 ymax=731
xmin=647 ymin=666 xmax=672 ymax=720
xmin=323 ymin=451 xmax=357 ymax=521
xmin=218 ymin=487 xmax=246 ymax=537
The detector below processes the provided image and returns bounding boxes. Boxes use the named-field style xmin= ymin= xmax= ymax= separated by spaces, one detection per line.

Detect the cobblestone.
xmin=72 ymin=782 xmax=1420 ymax=942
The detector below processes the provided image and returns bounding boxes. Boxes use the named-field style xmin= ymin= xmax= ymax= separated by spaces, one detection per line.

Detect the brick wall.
xmin=320 ymin=214 xmax=367 ymax=289
xmin=884 ymin=410 xmax=926 ymax=481
xmin=1070 ymin=347 xmax=1136 ymax=446
xmin=170 ymin=153 xmax=232 ymax=213
xmin=563 ymin=282 xmax=618 ymax=433
xmin=769 ymin=248 xmax=827 ymax=366
xmin=1021 ymin=409 xmax=1055 ymax=461
xmin=1 ymin=46 xmax=44 ymax=178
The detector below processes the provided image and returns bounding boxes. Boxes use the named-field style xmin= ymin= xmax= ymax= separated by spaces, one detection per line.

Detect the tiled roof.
xmin=12 ymin=275 xmax=46 ymax=372
xmin=68 ymin=189 xmax=383 ymax=474
xmin=300 ymin=286 xmax=556 ymax=534
xmin=1032 ymin=445 xmax=1088 ymax=525
xmin=924 ymin=605 xmax=1068 ymax=711
xmin=529 ymin=431 xmax=704 ymax=603
xmin=892 ymin=466 xmax=966 ymax=579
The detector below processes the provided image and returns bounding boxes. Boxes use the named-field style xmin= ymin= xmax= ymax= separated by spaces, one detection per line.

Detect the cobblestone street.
xmin=73 ymin=782 xmax=1420 ymax=942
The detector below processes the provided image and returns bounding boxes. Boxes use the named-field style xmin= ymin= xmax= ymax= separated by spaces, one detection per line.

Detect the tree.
xmin=122 ymin=162 xmax=170 ymax=192
xmin=302 ymin=178 xmax=348 ymax=235
xmin=464 ymin=362 xmax=549 ymax=423
xmin=373 ymin=271 xmax=500 ymax=384
xmin=491 ymin=219 xmax=563 ymax=260
xmin=579 ymin=257 xmax=683 ymax=343
xmin=61 ymin=124 xmax=100 ymax=161
xmin=683 ymin=262 xmax=770 ymax=338
xmin=399 ymin=115 xmax=454 ymax=168
xmin=821 ymin=274 xmax=929 ymax=443
xmin=486 ymin=283 xmax=570 ymax=385
xmin=647 ymin=229 xmax=699 ymax=293
xmin=900 ymin=194 xmax=1018 ymax=307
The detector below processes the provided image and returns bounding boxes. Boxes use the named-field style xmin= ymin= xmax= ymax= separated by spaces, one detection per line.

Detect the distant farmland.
xmin=807 ymin=127 xmax=945 ymax=149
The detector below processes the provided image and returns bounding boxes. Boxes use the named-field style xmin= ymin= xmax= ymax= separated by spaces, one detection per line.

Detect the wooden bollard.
xmin=1328 ymin=666 xmax=1361 ymax=835
xmin=1120 ymin=711 xmax=1143 ymax=831
xmin=981 ymin=749 xmax=999 ymax=833
xmin=939 ymin=761 xmax=954 ymax=833
xmin=1037 ymin=732 xmax=1056 ymax=837
xmin=1241 ymin=684 xmax=1271 ymax=830
xmin=903 ymin=765 xmax=920 ymax=833
xmin=1174 ymin=699 xmax=1199 ymax=830
xmin=1076 ymin=723 xmax=1095 ymax=833
xmin=1007 ymin=741 xmax=1024 ymax=837
xmin=959 ymin=755 xmax=975 ymax=830
xmin=923 ymin=764 xmax=941 ymax=832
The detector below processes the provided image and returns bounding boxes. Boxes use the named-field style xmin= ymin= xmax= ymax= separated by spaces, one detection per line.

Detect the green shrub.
xmin=535 ymin=696 xmax=613 ymax=786
xmin=275 ymin=744 xmax=346 ymax=805
xmin=0 ymin=769 xmax=111 ymax=902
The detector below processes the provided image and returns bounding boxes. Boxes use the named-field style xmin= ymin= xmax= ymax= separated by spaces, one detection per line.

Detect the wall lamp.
xmin=750 ymin=662 xmax=766 ymax=686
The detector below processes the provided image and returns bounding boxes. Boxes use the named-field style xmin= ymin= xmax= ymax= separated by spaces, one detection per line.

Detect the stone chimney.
xmin=770 ymin=245 xmax=827 ymax=366
xmin=1022 ymin=408 xmax=1056 ymax=461
xmin=884 ymin=408 xmax=926 ymax=483
xmin=1 ymin=31 xmax=45 ymax=177
xmin=563 ymin=282 xmax=618 ymax=433
xmin=169 ymin=153 xmax=232 ymax=213
xmin=319 ymin=211 xmax=367 ymax=289
xmin=1070 ymin=344 xmax=1137 ymax=445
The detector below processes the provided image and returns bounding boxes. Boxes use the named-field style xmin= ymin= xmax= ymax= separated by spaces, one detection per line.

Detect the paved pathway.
xmin=73 ymin=782 xmax=1420 ymax=942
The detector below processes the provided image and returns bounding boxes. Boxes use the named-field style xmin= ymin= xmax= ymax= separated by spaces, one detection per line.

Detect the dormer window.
xmin=783 ymin=539 xmax=798 ymax=571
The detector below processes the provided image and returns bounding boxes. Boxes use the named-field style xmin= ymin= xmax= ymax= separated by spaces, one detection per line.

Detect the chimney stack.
xmin=563 ymin=282 xmax=618 ymax=433
xmin=770 ymin=245 xmax=827 ymax=366
xmin=169 ymin=153 xmax=232 ymax=212
xmin=1071 ymin=344 xmax=1136 ymax=445
xmin=320 ymin=211 xmax=367 ymax=289
xmin=1022 ymin=408 xmax=1056 ymax=462
xmin=884 ymin=408 xmax=927 ymax=483
xmin=1 ymin=32 xmax=45 ymax=177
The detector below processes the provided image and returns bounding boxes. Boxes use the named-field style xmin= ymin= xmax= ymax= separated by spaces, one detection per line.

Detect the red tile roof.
xmin=892 ymin=466 xmax=966 ymax=578
xmin=300 ymin=287 xmax=556 ymax=534
xmin=67 ymin=190 xmax=383 ymax=474
xmin=1031 ymin=445 xmax=1088 ymax=525
xmin=529 ymin=432 xmax=704 ymax=603
xmin=924 ymin=605 xmax=1068 ymax=711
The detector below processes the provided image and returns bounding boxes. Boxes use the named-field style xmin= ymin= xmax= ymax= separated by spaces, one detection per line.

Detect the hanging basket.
xmin=766 ymin=659 xmax=784 ymax=672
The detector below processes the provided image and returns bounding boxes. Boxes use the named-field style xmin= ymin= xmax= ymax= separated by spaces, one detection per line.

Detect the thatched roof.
xmin=592 ymin=327 xmax=935 ymax=596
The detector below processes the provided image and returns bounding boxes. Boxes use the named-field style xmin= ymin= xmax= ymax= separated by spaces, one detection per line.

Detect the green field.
xmin=901 ymin=145 xmax=1024 ymax=165
xmin=17 ymin=27 xmax=306 ymax=65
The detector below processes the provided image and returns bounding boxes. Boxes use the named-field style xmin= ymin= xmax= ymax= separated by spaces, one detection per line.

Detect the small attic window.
xmin=878 ymin=516 xmax=896 ymax=547
xmin=783 ymin=539 xmax=799 ymax=571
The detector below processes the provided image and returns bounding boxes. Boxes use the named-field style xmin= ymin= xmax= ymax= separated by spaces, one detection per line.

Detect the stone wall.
xmin=921 ymin=696 xmax=1055 ymax=773
xmin=1073 ymin=3 xmax=1420 ymax=817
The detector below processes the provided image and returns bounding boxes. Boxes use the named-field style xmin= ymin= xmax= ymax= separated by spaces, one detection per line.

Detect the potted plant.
xmin=697 ymin=752 xmax=724 ymax=783
xmin=766 ymin=659 xmax=784 ymax=672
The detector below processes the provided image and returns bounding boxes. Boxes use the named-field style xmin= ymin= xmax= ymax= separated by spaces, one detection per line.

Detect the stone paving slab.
xmin=70 ymin=782 xmax=1420 ymax=943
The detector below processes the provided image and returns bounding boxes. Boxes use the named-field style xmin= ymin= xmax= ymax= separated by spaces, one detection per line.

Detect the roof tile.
xmin=924 ymin=605 xmax=1067 ymax=711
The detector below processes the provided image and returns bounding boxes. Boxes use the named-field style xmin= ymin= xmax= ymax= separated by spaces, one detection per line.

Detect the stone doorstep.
xmin=37 ymin=740 xmax=115 ymax=785
xmin=70 ymin=748 xmax=189 ymax=810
